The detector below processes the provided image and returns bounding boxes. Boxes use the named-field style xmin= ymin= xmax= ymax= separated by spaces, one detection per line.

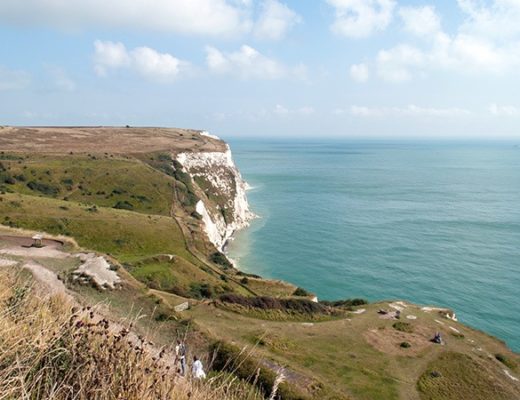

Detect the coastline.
xmin=219 ymin=139 xmax=520 ymax=353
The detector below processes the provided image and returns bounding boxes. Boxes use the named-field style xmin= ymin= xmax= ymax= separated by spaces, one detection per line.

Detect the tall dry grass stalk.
xmin=0 ymin=271 xmax=264 ymax=400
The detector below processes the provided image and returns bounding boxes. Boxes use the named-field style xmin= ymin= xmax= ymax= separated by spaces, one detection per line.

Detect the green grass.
xmin=495 ymin=353 xmax=517 ymax=370
xmin=392 ymin=321 xmax=414 ymax=333
xmin=0 ymin=192 xmax=190 ymax=263
xmin=189 ymin=300 xmax=520 ymax=400
xmin=417 ymin=352 xmax=518 ymax=400
xmin=129 ymin=255 xmax=233 ymax=298
xmin=0 ymin=154 xmax=175 ymax=216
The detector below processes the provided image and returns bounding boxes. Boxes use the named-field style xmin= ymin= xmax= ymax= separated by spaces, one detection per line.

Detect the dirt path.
xmin=23 ymin=261 xmax=70 ymax=296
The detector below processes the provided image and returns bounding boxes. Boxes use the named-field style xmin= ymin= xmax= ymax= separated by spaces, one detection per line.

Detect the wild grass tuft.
xmin=0 ymin=271 xmax=264 ymax=400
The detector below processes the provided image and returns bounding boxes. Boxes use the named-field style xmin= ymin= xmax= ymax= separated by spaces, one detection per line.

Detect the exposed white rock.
xmin=196 ymin=200 xmax=224 ymax=248
xmin=73 ymin=254 xmax=121 ymax=290
xmin=176 ymin=144 xmax=255 ymax=251
xmin=0 ymin=258 xmax=17 ymax=267
xmin=200 ymin=130 xmax=221 ymax=140
xmin=504 ymin=369 xmax=519 ymax=382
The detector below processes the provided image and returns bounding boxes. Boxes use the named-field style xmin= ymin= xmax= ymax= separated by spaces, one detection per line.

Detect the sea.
xmin=226 ymin=139 xmax=520 ymax=352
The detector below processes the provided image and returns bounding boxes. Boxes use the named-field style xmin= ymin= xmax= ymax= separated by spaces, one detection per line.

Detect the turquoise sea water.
xmin=226 ymin=140 xmax=520 ymax=352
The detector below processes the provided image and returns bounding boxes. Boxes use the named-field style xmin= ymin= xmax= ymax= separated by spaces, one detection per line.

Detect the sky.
xmin=1 ymin=0 xmax=520 ymax=139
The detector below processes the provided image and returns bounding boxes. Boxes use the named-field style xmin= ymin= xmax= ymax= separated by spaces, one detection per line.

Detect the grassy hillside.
xmin=0 ymin=267 xmax=265 ymax=400
xmin=0 ymin=128 xmax=518 ymax=400
xmin=0 ymin=153 xmax=176 ymax=215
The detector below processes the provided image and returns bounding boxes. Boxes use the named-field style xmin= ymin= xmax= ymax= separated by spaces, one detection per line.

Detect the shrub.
xmin=26 ymin=181 xmax=60 ymax=196
xmin=495 ymin=353 xmax=517 ymax=370
xmin=320 ymin=298 xmax=368 ymax=309
xmin=2 ymin=175 xmax=16 ymax=184
xmin=210 ymin=341 xmax=309 ymax=400
xmin=392 ymin=322 xmax=413 ymax=333
xmin=0 ymin=272 xmax=263 ymax=400
xmin=210 ymin=252 xmax=233 ymax=269
xmin=190 ymin=283 xmax=214 ymax=299
xmin=113 ymin=200 xmax=134 ymax=210
xmin=219 ymin=294 xmax=338 ymax=317
xmin=191 ymin=211 xmax=202 ymax=220
xmin=240 ymin=277 xmax=249 ymax=285
xmin=236 ymin=271 xmax=262 ymax=279
xmin=400 ymin=341 xmax=411 ymax=348
xmin=293 ymin=287 xmax=310 ymax=297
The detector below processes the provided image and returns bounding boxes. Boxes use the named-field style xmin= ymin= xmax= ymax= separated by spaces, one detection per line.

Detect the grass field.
xmin=189 ymin=300 xmax=520 ymax=400
xmin=0 ymin=130 xmax=518 ymax=400
xmin=0 ymin=192 xmax=190 ymax=262
xmin=1 ymin=154 xmax=175 ymax=215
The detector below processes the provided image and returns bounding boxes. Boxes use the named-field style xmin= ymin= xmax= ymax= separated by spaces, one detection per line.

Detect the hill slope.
xmin=0 ymin=126 xmax=518 ymax=400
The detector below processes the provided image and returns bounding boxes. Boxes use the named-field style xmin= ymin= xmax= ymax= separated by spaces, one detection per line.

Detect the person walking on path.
xmin=175 ymin=340 xmax=187 ymax=376
xmin=192 ymin=356 xmax=206 ymax=379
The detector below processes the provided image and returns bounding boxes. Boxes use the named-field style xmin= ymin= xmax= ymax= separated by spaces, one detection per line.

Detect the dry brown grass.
xmin=0 ymin=270 xmax=263 ymax=400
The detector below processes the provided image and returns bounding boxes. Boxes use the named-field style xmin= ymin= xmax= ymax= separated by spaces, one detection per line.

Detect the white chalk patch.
xmin=200 ymin=131 xmax=221 ymax=140
xmin=449 ymin=326 xmax=461 ymax=334
xmin=0 ymin=258 xmax=17 ymax=267
xmin=406 ymin=315 xmax=417 ymax=320
xmin=389 ymin=302 xmax=405 ymax=311
xmin=0 ymin=246 xmax=68 ymax=259
xmin=176 ymin=148 xmax=255 ymax=251
xmin=434 ymin=319 xmax=445 ymax=325
xmin=504 ymin=369 xmax=519 ymax=382
xmin=351 ymin=308 xmax=366 ymax=314
xmin=73 ymin=255 xmax=121 ymax=289
xmin=301 ymin=323 xmax=314 ymax=327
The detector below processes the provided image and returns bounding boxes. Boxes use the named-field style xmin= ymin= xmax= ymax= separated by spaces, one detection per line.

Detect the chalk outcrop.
xmin=73 ymin=254 xmax=121 ymax=290
xmin=175 ymin=136 xmax=255 ymax=250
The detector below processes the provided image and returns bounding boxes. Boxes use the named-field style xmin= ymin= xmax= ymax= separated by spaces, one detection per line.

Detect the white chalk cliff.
xmin=175 ymin=139 xmax=255 ymax=251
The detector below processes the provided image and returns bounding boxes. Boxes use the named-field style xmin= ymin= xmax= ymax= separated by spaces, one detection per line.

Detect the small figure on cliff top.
xmin=192 ymin=355 xmax=206 ymax=379
xmin=175 ymin=340 xmax=187 ymax=376
xmin=432 ymin=332 xmax=443 ymax=344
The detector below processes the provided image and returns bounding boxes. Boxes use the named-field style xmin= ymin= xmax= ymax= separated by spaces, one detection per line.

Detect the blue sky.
xmin=1 ymin=0 xmax=519 ymax=138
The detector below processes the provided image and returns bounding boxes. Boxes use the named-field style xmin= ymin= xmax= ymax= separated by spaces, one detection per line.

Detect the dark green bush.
xmin=26 ymin=181 xmax=59 ymax=196
xmin=293 ymin=287 xmax=310 ymax=297
xmin=113 ymin=201 xmax=134 ymax=210
xmin=392 ymin=322 xmax=413 ymax=333
xmin=189 ymin=283 xmax=214 ymax=299
xmin=219 ymin=294 xmax=339 ymax=317
xmin=495 ymin=353 xmax=517 ymax=370
xmin=320 ymin=298 xmax=368 ymax=309
xmin=210 ymin=341 xmax=309 ymax=400
xmin=210 ymin=252 xmax=233 ymax=269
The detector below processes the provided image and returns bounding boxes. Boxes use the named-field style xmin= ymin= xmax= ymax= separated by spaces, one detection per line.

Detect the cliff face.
xmin=175 ymin=133 xmax=255 ymax=250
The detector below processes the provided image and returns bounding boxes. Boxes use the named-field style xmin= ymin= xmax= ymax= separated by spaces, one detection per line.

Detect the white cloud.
xmin=457 ymin=0 xmax=520 ymax=40
xmin=45 ymin=65 xmax=76 ymax=92
xmin=93 ymin=41 xmax=131 ymax=77
xmin=205 ymin=45 xmax=304 ymax=80
xmin=399 ymin=5 xmax=441 ymax=36
xmin=93 ymin=40 xmax=188 ymax=82
xmin=358 ymin=0 xmax=520 ymax=82
xmin=489 ymin=104 xmax=520 ymax=116
xmin=131 ymin=47 xmax=186 ymax=82
xmin=254 ymin=0 xmax=301 ymax=40
xmin=350 ymin=104 xmax=472 ymax=117
xmin=376 ymin=44 xmax=426 ymax=82
xmin=326 ymin=0 xmax=396 ymax=38
xmin=349 ymin=63 xmax=369 ymax=82
xmin=274 ymin=104 xmax=314 ymax=116
xmin=0 ymin=0 xmax=251 ymax=36
xmin=0 ymin=66 xmax=31 ymax=91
